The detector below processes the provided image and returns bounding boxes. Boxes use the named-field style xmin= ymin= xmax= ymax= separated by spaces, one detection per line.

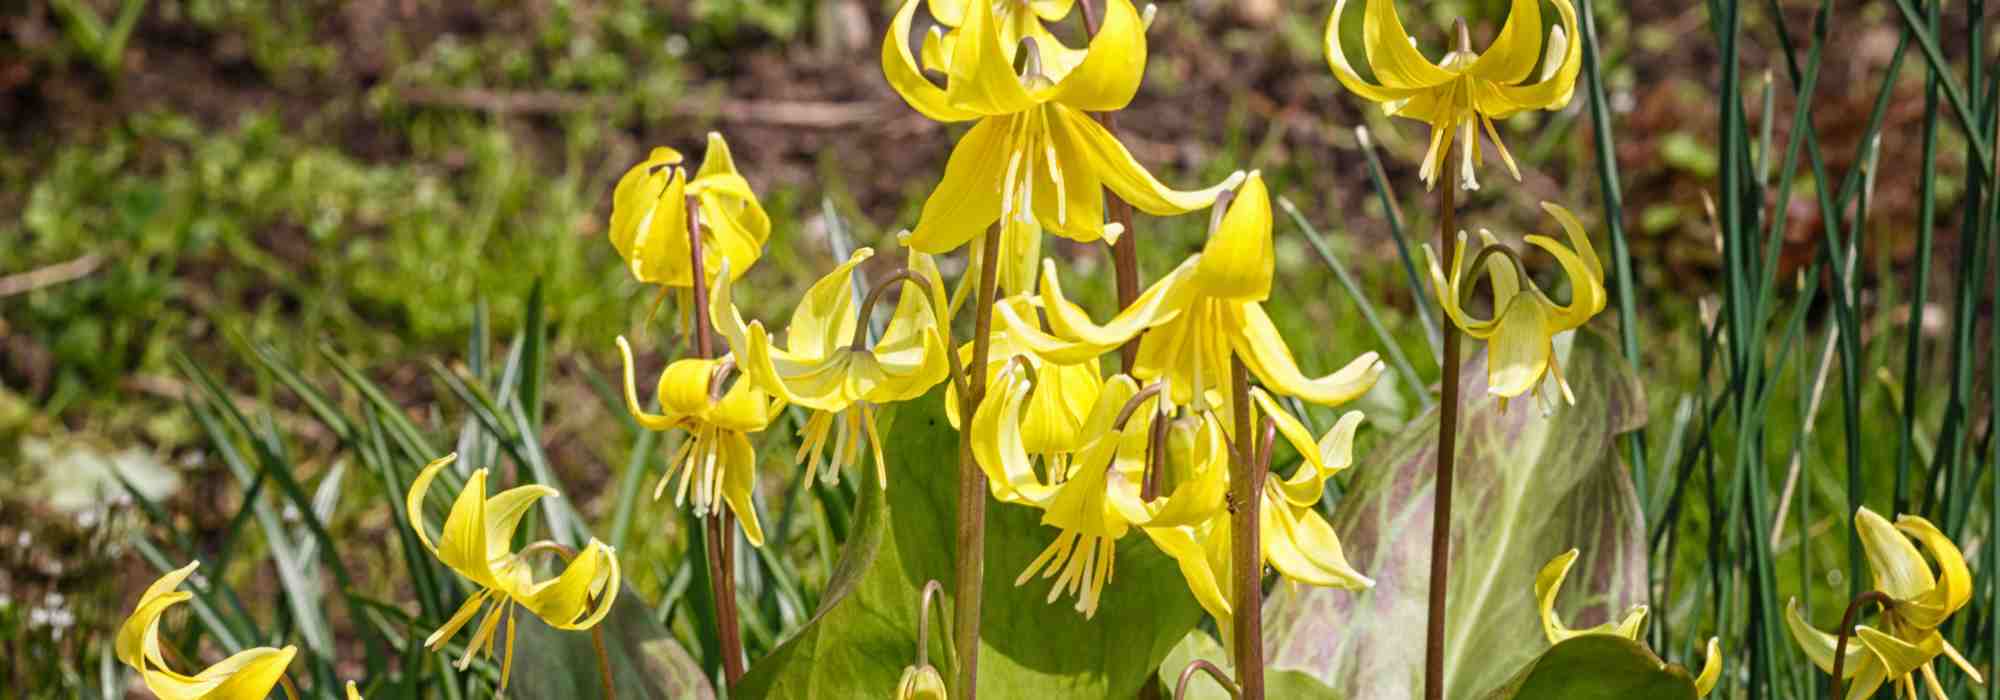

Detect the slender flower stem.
xmin=1227 ymin=357 xmax=1265 ymax=699
xmin=1174 ymin=659 xmax=1243 ymax=700
xmin=1077 ymin=0 xmax=1143 ymax=373
xmin=278 ymin=675 xmax=301 ymax=700
xmin=684 ymin=196 xmax=746 ymax=685
xmin=1829 ymin=590 xmax=1893 ymax=700
xmin=954 ymin=226 xmax=1005 ymax=699
xmin=1422 ymin=132 xmax=1462 ymax=700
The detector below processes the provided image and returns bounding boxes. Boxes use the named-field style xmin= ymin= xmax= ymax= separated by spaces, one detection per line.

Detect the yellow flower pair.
xmin=609 ymin=132 xmax=770 ymax=291
xmin=1787 ymin=508 xmax=1983 ymax=700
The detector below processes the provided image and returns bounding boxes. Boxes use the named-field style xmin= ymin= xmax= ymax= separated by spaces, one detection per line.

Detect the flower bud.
xmin=897 ymin=664 xmax=947 ymax=700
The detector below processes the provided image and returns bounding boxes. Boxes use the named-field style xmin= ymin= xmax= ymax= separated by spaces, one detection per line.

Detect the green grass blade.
xmin=1352 ymin=126 xmax=1440 ymax=361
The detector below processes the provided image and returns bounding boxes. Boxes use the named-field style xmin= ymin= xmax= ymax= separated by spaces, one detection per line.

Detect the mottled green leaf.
xmin=736 ymin=390 xmax=1204 ymax=698
xmin=1265 ymin=330 xmax=1650 ymax=699
xmin=511 ymin=585 xmax=715 ymax=700
xmin=1160 ymin=631 xmax=1345 ymax=700
xmin=1481 ymin=635 xmax=1697 ymax=700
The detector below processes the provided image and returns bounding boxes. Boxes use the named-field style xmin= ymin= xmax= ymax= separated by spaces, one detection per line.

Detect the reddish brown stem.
xmin=954 ymin=226 xmax=1005 ymax=699
xmin=1227 ymin=357 xmax=1265 ymax=700
xmin=1079 ymin=0 xmax=1143 ymax=372
xmin=1829 ymin=590 xmax=1893 ymax=700
xmin=686 ymin=195 xmax=746 ymax=685
xmin=1422 ymin=134 xmax=1461 ymax=700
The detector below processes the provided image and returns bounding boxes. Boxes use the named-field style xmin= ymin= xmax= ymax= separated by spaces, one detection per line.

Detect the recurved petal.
xmin=117 ymin=564 xmax=198 ymax=672
xmin=1485 ymin=298 xmax=1556 ymax=399
xmin=1694 ymin=638 xmax=1723 ymax=698
xmin=1251 ymin=389 xmax=1328 ymax=503
xmin=973 ymin=370 xmax=1059 ymax=506
xmin=1474 ymin=0 xmax=1582 ymax=116
xmin=1322 ymin=0 xmax=1433 ymax=103
xmin=525 ymin=540 xmax=622 ymax=630
xmin=483 ymin=484 xmax=559 ymax=562
xmin=1232 ymin=301 xmax=1384 ymax=407
xmin=1895 ymin=513 xmax=1971 ymax=622
xmin=1052 ymin=106 xmax=1242 ymax=215
xmin=691 ymin=132 xmax=743 ymax=183
xmin=1049 ymin=0 xmax=1146 ymax=112
xmin=790 ymin=248 xmax=872 ymax=361
xmin=143 ymin=645 xmax=297 ymax=700
xmin=720 ymin=431 xmax=767 ymax=546
xmin=1261 ymin=500 xmax=1373 ymax=589
xmin=1039 ymin=258 xmax=1190 ymax=359
xmin=1465 ymin=0 xmax=1543 ymax=84
xmin=1359 ymin=0 xmax=1457 ymax=89
xmin=883 ymin=0 xmax=981 ymax=122
xmin=1534 ymin=549 xmax=1582 ymax=644
xmin=909 ymin=117 xmax=1009 ymax=253
xmin=1194 ymin=172 xmax=1274 ymax=301
xmin=1785 ymin=596 xmax=1868 ymax=675
xmin=616 ymin=337 xmax=688 ymax=431
xmin=1854 ymin=625 xmax=1943 ymax=679
xmin=1855 ymin=507 xmax=1936 ymax=603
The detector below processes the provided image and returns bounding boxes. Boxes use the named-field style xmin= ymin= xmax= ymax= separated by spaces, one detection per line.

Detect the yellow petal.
xmin=1050 ymin=106 xmax=1241 ymax=215
xmin=1194 ymin=172 xmax=1274 ymax=301
xmin=720 ymin=431 xmax=767 ymax=546
xmin=1856 ymin=507 xmax=1936 ymax=603
xmin=1855 ymin=625 xmax=1943 ymax=679
xmin=1261 ymin=498 xmax=1372 ymax=589
xmin=482 ymin=484 xmax=559 ymax=563
xmin=1321 ymin=0 xmax=1434 ymax=103
xmin=525 ymin=540 xmax=622 ymax=630
xmin=883 ymin=0 xmax=981 ymax=122
xmin=1424 ymin=235 xmax=1500 ymax=339
xmin=1144 ymin=524 xmax=1232 ymax=622
xmin=1894 ymin=513 xmax=1971 ymax=624
xmin=1472 ymin=0 xmax=1582 ymax=116
xmin=348 ymin=681 xmax=365 ymax=700
xmin=425 ymin=591 xmax=489 ymax=650
xmin=1527 ymin=202 xmax=1607 ymax=327
xmin=117 ymin=563 xmax=199 ymax=672
xmin=1048 ymin=0 xmax=1146 ymax=111
xmin=1465 ymin=0 xmax=1543 ymax=84
xmin=1785 ymin=596 xmax=1869 ymax=675
xmin=1359 ymin=0 xmax=1456 ymax=89
xmin=790 ymin=248 xmax=872 ymax=361
xmin=616 ymin=336 xmax=685 ymax=431
xmin=909 ymin=116 xmax=1010 ymax=254
xmin=437 ymin=468 xmax=497 ymax=588
xmin=927 ymin=0 xmax=966 ymax=27
xmin=1486 ymin=297 xmax=1555 ymax=399
xmin=973 ymin=369 xmax=1060 ymax=505
xmin=944 ymin=0 xmax=1039 ymax=116
xmin=1534 ymin=549 xmax=1582 ymax=644
xmin=143 ymin=645 xmax=297 ymax=700
xmin=1230 ymin=301 xmax=1384 ymax=407
xmin=1694 ymin=638 xmax=1723 ymax=698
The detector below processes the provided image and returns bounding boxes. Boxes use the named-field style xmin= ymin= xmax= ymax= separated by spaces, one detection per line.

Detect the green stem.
xmin=954 ymin=226 xmax=1003 ymax=699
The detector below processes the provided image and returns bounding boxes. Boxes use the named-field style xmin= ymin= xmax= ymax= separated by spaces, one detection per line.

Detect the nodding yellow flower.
xmin=951 ymin=299 xmax=1107 ymax=477
xmin=117 ymin=562 xmax=297 ymax=700
xmin=998 ymin=172 xmax=1384 ymax=409
xmin=1148 ymin=394 xmax=1371 ymax=647
xmin=609 ymin=132 xmax=770 ymax=290
xmin=1324 ymin=0 xmax=1580 ymax=191
xmin=617 ymin=339 xmax=783 ymax=546
xmin=883 ymin=0 xmax=1240 ymax=257
xmin=1787 ymin=508 xmax=1982 ymax=700
xmin=1425 ymin=202 xmax=1605 ymax=410
xmin=710 ymin=246 xmax=951 ymax=489
xmin=404 ymin=455 xmax=620 ymax=694
xmin=1535 ymin=549 xmax=1722 ymax=697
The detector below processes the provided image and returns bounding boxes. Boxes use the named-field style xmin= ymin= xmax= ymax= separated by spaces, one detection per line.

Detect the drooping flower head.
xmin=710 ymin=246 xmax=951 ymax=488
xmin=1000 ymin=172 xmax=1384 ymax=409
xmin=1536 ymin=549 xmax=1721 ymax=697
xmin=1425 ymin=202 xmax=1605 ymax=409
xmin=618 ymin=339 xmax=783 ymax=545
xmin=950 ymin=298 xmax=1107 ymax=478
xmin=404 ymin=454 xmax=621 ymax=693
xmin=609 ymin=132 xmax=770 ymax=290
xmin=1787 ymin=508 xmax=1982 ymax=700
xmin=1324 ymin=0 xmax=1581 ymax=190
xmin=117 ymin=562 xmax=297 ymax=700
xmin=883 ymin=0 xmax=1239 ymax=267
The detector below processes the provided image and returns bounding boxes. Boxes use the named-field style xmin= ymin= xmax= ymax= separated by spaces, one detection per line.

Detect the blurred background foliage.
xmin=0 ymin=0 xmax=1989 ymax=696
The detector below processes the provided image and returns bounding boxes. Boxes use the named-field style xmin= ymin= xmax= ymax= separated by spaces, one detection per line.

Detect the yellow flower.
xmin=897 ymin=664 xmax=949 ymax=700
xmin=347 ymin=682 xmax=363 ymax=699
xmin=405 ymin=455 xmax=621 ymax=693
xmin=950 ymin=299 xmax=1107 ymax=476
xmin=882 ymin=0 xmax=1239 ymax=255
xmin=116 ymin=562 xmax=297 ymax=700
xmin=1146 ymin=393 xmax=1371 ymax=645
xmin=1535 ymin=549 xmax=1723 ymax=697
xmin=609 ymin=132 xmax=770 ymax=289
xmin=999 ymin=172 xmax=1384 ymax=408
xmin=1324 ymin=0 xmax=1580 ymax=190
xmin=1425 ymin=202 xmax=1605 ymax=408
xmin=1786 ymin=508 xmax=1982 ymax=700
xmin=711 ymin=246 xmax=951 ymax=488
xmin=919 ymin=0 xmax=1089 ymax=83
xmin=618 ymin=338 xmax=783 ymax=545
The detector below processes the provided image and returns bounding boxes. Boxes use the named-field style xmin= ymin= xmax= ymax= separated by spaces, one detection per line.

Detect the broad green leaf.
xmin=736 ymin=391 xmax=1204 ymax=698
xmin=1480 ymin=635 xmax=1697 ymax=700
xmin=511 ymin=584 xmax=715 ymax=700
xmin=1159 ymin=630 xmax=1345 ymax=700
xmin=1265 ymin=330 xmax=1650 ymax=699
